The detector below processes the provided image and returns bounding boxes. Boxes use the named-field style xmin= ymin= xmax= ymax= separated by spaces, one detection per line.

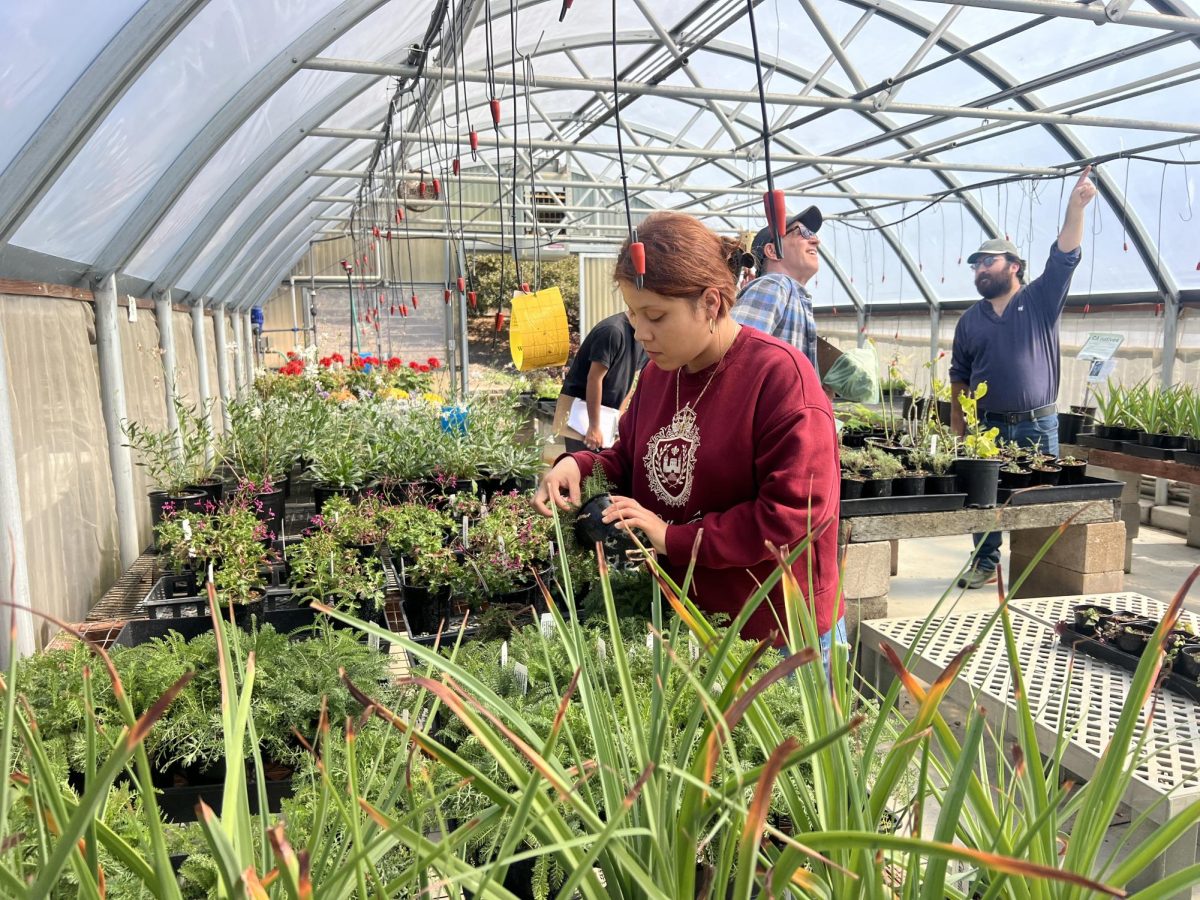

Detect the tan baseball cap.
xmin=967 ymin=238 xmax=1022 ymax=265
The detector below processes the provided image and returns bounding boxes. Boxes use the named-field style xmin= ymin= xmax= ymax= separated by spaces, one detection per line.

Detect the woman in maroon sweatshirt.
xmin=534 ymin=212 xmax=843 ymax=647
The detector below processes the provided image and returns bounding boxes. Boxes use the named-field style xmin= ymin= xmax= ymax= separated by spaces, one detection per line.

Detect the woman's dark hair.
xmin=613 ymin=212 xmax=745 ymax=315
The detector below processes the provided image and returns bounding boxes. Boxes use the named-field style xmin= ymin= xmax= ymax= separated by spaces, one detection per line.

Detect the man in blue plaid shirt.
xmin=732 ymin=205 xmax=823 ymax=372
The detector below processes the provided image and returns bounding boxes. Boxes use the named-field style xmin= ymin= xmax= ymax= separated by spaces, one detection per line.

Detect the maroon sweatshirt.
xmin=567 ymin=327 xmax=842 ymax=641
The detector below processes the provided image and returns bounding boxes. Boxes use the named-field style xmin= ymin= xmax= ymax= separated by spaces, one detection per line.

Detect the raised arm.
xmin=1057 ymin=165 xmax=1096 ymax=254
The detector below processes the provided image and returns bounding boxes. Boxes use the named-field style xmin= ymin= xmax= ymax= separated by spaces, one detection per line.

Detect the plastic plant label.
xmin=597 ymin=637 xmax=607 ymax=660
xmin=541 ymin=612 xmax=556 ymax=637
xmin=127 ymin=296 xmax=137 ymax=321
xmin=929 ymin=435 xmax=938 ymax=457
xmin=500 ymin=641 xmax=508 ymax=667
xmin=513 ymin=662 xmax=529 ymax=696
xmin=646 ymin=632 xmax=655 ymax=652
xmin=498 ymin=536 xmax=506 ymax=557
xmin=689 ymin=635 xmax=700 ymax=661
xmin=462 ymin=516 xmax=469 ymax=548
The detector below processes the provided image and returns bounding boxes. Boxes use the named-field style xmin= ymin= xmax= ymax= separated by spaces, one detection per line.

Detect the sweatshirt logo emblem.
xmin=644 ymin=406 xmax=700 ymax=507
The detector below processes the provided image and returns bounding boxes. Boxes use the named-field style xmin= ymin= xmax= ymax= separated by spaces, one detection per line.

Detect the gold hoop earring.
xmin=709 ymin=318 xmax=716 ymax=334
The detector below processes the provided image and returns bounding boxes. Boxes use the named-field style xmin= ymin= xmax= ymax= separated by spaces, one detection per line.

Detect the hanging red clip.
xmin=395 ymin=207 xmax=404 ymax=223
xmin=385 ymin=229 xmax=392 ymax=241
xmin=490 ymin=98 xmax=501 ymax=127
xmin=559 ymin=0 xmax=573 ymax=21
xmin=390 ymin=305 xmax=396 ymax=316
xmin=495 ymin=310 xmax=506 ymax=332
xmin=457 ymin=276 xmax=466 ymax=293
xmin=1195 ymin=260 xmax=1200 ymax=271
xmin=629 ymin=241 xmax=646 ymax=291
xmin=444 ymin=288 xmax=452 ymax=304
xmin=468 ymin=290 xmax=477 ymax=309
xmin=452 ymin=158 xmax=460 ymax=176
xmin=763 ymin=190 xmax=787 ymax=260
xmin=378 ymin=292 xmax=385 ymax=303
xmin=432 ymin=178 xmax=441 ymax=199
xmin=520 ymin=282 xmax=530 ymax=293
xmin=1123 ymin=241 xmax=1129 ymax=252
xmin=469 ymin=130 xmax=480 ymax=160
xmin=371 ymin=225 xmax=380 ymax=238
xmin=411 ymin=293 xmax=419 ymax=309
xmin=1083 ymin=303 xmax=1091 ymax=315
xmin=400 ymin=305 xmax=409 ymax=318
xmin=418 ymin=181 xmax=427 ymax=198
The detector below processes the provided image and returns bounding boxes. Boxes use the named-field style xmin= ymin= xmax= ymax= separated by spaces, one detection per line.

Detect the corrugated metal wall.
xmin=579 ymin=255 xmax=620 ymax=337
xmin=0 ymin=291 xmax=229 ymax=641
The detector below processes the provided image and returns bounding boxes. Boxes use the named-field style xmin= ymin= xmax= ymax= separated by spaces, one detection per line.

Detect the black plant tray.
xmin=1077 ymin=433 xmax=1125 ymax=452
xmin=156 ymin=772 xmax=294 ymax=823
xmin=1118 ymin=442 xmax=1177 ymax=461
xmin=115 ymin=604 xmax=320 ymax=646
xmin=142 ymin=578 xmax=295 ymax=621
xmin=996 ymin=476 xmax=1123 ymax=506
xmin=1057 ymin=622 xmax=1200 ymax=702
xmin=840 ymin=492 xmax=966 ymax=517
xmin=1172 ymin=450 xmax=1200 ymax=468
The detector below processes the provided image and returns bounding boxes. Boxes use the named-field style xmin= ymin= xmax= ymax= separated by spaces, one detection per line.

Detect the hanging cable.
xmin=509 ymin=0 xmax=525 ymax=291
xmin=611 ymin=0 xmax=642 ymax=288
xmin=745 ymin=0 xmax=785 ymax=262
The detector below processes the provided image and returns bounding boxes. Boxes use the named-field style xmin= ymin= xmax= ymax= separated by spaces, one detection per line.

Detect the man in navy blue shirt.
xmin=950 ymin=166 xmax=1097 ymax=588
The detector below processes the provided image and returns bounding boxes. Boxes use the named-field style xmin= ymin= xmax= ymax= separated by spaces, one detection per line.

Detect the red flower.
xmin=418 ymin=364 xmax=430 ymax=373
xmin=331 ymin=353 xmax=345 ymax=364
xmin=427 ymin=357 xmax=441 ymax=369
xmin=318 ymin=356 xmax=332 ymax=367
xmin=409 ymin=361 xmax=419 ymax=370
xmin=286 ymin=351 xmax=299 ymax=360
xmin=387 ymin=357 xmax=402 ymax=370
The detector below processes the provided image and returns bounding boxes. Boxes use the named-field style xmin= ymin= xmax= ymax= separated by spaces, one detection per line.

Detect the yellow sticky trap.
xmin=509 ymin=286 xmax=570 ymax=371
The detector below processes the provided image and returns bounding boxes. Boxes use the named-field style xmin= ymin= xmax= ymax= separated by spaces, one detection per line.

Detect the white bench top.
xmin=860 ymin=593 xmax=1200 ymax=821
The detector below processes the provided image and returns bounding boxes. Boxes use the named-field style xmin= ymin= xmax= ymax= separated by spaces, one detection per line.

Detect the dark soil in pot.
xmin=1098 ymin=611 xmax=1150 ymax=640
xmin=1057 ymin=460 xmax=1087 ymax=484
xmin=1175 ymin=645 xmax=1200 ymax=680
xmin=1115 ymin=622 xmax=1156 ymax=656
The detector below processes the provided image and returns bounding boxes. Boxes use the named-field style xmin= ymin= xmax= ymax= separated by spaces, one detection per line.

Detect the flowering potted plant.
xmin=315 ymin=494 xmax=387 ymax=558
xmin=220 ymin=398 xmax=295 ymax=523
xmin=956 ymin=381 xmax=1002 ymax=508
xmin=286 ymin=528 xmax=384 ymax=617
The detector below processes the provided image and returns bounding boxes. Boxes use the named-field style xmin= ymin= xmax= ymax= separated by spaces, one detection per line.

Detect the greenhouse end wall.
xmin=0 ymin=287 xmax=229 ymax=645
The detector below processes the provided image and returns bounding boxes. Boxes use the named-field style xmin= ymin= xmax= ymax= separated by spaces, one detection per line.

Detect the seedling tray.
xmin=1057 ymin=622 xmax=1200 ymax=702
xmin=1173 ymin=450 xmax=1200 ymax=468
xmin=996 ymin=476 xmax=1123 ymax=506
xmin=1118 ymin=442 xmax=1177 ymax=461
xmin=156 ymin=771 xmax=294 ymax=823
xmin=840 ymin=492 xmax=966 ymax=517
xmin=1077 ymin=433 xmax=1125 ymax=452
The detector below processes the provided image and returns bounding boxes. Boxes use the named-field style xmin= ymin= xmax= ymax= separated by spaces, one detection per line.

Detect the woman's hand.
xmin=602 ymin=495 xmax=668 ymax=555
xmin=533 ymin=457 xmax=582 ymax=515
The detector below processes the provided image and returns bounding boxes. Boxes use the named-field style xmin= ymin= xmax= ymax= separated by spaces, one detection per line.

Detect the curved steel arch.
xmin=818 ymin=0 xmax=1182 ymax=301
xmin=89 ymin=0 xmax=390 ymax=282
xmin=196 ymin=29 xmax=995 ymax=309
xmin=0 ymin=0 xmax=211 ymax=247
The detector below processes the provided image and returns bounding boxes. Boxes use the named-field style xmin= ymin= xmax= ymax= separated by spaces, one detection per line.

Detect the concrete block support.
xmin=1009 ymin=521 xmax=1126 ymax=574
xmin=841 ymin=541 xmax=892 ymax=600
xmin=1189 ymin=486 xmax=1200 ymax=550
xmin=1009 ymin=555 xmax=1124 ymax=598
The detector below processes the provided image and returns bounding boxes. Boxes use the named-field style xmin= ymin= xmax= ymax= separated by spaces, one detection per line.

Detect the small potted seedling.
xmin=574 ymin=468 xmax=638 ymax=559
xmin=839 ymin=447 xmax=868 ymax=500
xmin=862 ymin=446 xmax=902 ymax=498
xmin=1072 ymin=603 xmax=1112 ymax=636
xmin=1116 ymin=621 xmax=1157 ymax=656
xmin=1056 ymin=454 xmax=1088 ymax=484
xmin=999 ymin=459 xmax=1032 ymax=490
xmin=1028 ymin=442 xmax=1062 ymax=485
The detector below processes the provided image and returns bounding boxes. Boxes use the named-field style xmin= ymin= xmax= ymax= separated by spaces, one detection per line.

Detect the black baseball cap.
xmin=750 ymin=205 xmax=823 ymax=271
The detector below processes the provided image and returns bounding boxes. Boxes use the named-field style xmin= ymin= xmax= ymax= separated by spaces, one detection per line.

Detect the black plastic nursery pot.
xmin=998 ymin=468 xmax=1032 ymax=491
xmin=860 ymin=478 xmax=893 ymax=499
xmin=1115 ymin=622 xmax=1156 ymax=656
xmin=574 ymin=493 xmax=638 ymax=559
xmin=924 ymin=474 xmax=959 ymax=495
xmin=1176 ymin=646 xmax=1200 ymax=680
xmin=312 ymin=482 xmax=358 ymax=517
xmin=1057 ymin=460 xmax=1087 ymax=484
xmin=400 ymin=577 xmax=454 ymax=637
xmin=1057 ymin=412 xmax=1093 ymax=444
xmin=1094 ymin=424 xmax=1139 ymax=441
xmin=186 ymin=478 xmax=225 ymax=509
xmin=935 ymin=400 xmax=952 ymax=425
xmin=954 ymin=458 xmax=1001 ymax=508
xmin=250 ymin=487 xmax=287 ymax=536
xmin=891 ymin=474 xmax=926 ymax=496
xmin=840 ymin=476 xmax=865 ymax=500
xmin=1071 ymin=603 xmax=1112 ymax=636
xmin=1030 ymin=464 xmax=1061 ymax=486
xmin=1137 ymin=432 xmax=1188 ymax=450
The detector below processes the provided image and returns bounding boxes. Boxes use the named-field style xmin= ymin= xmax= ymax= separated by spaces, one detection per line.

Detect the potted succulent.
xmin=955 ymin=382 xmax=1002 ymax=508
xmin=1071 ymin=603 xmax=1112 ymax=636
xmin=1115 ymin=621 xmax=1156 ymax=656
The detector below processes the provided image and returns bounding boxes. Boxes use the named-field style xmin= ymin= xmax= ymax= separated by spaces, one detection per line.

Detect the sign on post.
xmin=1077 ymin=333 xmax=1124 ymax=362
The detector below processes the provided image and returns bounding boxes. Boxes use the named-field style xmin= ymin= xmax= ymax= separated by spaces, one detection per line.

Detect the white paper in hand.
xmin=567 ymin=397 xmax=620 ymax=447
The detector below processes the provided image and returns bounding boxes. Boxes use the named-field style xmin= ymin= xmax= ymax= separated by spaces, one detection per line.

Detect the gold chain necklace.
xmin=672 ymin=327 xmax=733 ymax=429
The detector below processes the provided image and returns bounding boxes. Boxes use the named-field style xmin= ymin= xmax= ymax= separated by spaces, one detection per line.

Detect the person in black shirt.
xmin=557 ymin=311 xmax=648 ymax=451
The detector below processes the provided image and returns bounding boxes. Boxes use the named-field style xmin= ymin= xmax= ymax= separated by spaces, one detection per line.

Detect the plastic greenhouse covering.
xmin=0 ymin=0 xmax=1195 ymax=315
